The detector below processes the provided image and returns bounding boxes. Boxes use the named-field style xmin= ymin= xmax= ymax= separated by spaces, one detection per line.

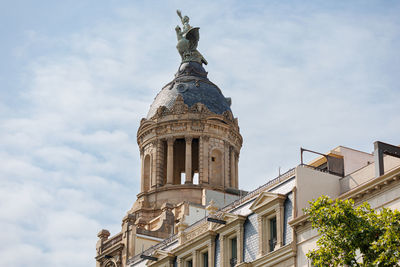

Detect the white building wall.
xmin=295 ymin=166 xmax=341 ymax=216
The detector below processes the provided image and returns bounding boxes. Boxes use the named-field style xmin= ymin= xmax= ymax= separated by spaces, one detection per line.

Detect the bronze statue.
xmin=175 ymin=10 xmax=208 ymax=65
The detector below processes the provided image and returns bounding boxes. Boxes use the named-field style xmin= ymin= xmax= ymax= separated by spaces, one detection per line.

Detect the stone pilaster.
xmin=140 ymin=149 xmax=144 ymax=192
xmin=235 ymin=151 xmax=239 ymax=189
xmin=220 ymin=235 xmax=226 ymax=267
xmin=209 ymin=239 xmax=215 ymax=267
xmin=201 ymin=135 xmax=209 ymax=184
xmin=224 ymin=141 xmax=230 ymax=188
xmin=230 ymin=147 xmax=236 ymax=188
xmin=166 ymin=138 xmax=174 ymax=185
xmin=257 ymin=216 xmax=265 ymax=256
xmin=192 ymin=250 xmax=198 ymax=267
xmin=237 ymin=224 xmax=244 ymax=263
xmin=276 ymin=205 xmax=284 ymax=249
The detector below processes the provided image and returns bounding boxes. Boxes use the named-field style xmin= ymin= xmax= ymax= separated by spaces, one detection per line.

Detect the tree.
xmin=304 ymin=195 xmax=400 ymax=267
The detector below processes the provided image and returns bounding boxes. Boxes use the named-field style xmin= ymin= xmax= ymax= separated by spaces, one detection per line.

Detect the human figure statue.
xmin=175 ymin=10 xmax=208 ymax=65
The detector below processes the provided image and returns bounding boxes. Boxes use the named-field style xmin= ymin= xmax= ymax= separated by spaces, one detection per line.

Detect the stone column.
xmin=185 ymin=136 xmax=193 ymax=184
xmin=201 ymin=136 xmax=209 ymax=184
xmin=151 ymin=141 xmax=157 ymax=188
xmin=140 ymin=148 xmax=144 ymax=192
xmin=166 ymin=137 xmax=174 ymax=185
xmin=155 ymin=139 xmax=164 ymax=186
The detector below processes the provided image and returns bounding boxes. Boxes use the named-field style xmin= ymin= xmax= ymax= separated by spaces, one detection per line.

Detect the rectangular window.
xmin=269 ymin=217 xmax=277 ymax=251
xmin=202 ymin=251 xmax=208 ymax=267
xmin=230 ymin=237 xmax=237 ymax=267
xmin=186 ymin=259 xmax=193 ymax=267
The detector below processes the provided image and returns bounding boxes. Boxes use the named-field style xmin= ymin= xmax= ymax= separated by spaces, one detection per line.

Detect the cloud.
xmin=1 ymin=1 xmax=400 ymax=266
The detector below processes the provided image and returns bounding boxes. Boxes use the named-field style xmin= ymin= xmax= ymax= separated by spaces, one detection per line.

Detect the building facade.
xmin=95 ymin=11 xmax=400 ymax=267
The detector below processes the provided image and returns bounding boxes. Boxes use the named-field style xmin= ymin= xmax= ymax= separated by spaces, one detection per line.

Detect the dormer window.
xmin=249 ymin=192 xmax=286 ymax=256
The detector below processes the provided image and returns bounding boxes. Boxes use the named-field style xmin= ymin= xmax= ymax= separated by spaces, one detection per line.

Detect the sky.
xmin=1 ymin=1 xmax=400 ymax=266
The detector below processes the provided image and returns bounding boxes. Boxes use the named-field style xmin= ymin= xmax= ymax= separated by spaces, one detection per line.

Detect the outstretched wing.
xmin=185 ymin=27 xmax=200 ymax=50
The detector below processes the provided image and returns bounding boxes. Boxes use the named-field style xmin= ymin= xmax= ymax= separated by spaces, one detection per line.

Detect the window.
xmin=230 ymin=237 xmax=237 ymax=267
xmin=202 ymin=251 xmax=208 ymax=267
xmin=249 ymin=192 xmax=287 ymax=256
xmin=269 ymin=217 xmax=277 ymax=252
xmin=186 ymin=259 xmax=193 ymax=267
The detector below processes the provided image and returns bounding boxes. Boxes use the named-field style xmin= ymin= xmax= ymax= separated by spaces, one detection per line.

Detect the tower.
xmin=96 ymin=11 xmax=242 ymax=267
xmin=131 ymin=10 xmax=242 ymax=225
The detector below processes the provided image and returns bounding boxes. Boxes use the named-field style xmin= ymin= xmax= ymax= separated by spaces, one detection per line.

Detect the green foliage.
xmin=304 ymin=195 xmax=400 ymax=267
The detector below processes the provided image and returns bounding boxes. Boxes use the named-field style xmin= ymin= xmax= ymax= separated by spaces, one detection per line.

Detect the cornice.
xmin=95 ymin=243 xmax=124 ymax=261
xmin=339 ymin=165 xmax=400 ymax=201
xmin=250 ymin=243 xmax=295 ymax=267
xmin=172 ymin=230 xmax=216 ymax=255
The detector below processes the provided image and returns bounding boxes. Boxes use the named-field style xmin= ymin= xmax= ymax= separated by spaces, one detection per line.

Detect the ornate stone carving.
xmin=167 ymin=137 xmax=175 ymax=146
xmin=171 ymin=95 xmax=188 ymax=115
xmin=201 ymin=135 xmax=210 ymax=142
xmin=222 ymin=110 xmax=234 ymax=121
xmin=97 ymin=229 xmax=110 ymax=241
xmin=185 ymin=222 xmax=209 ymax=241
xmin=171 ymin=123 xmax=186 ymax=132
xmin=153 ymin=106 xmax=169 ymax=119
xmin=156 ymin=126 xmax=168 ymax=135
xmin=191 ymin=122 xmax=204 ymax=131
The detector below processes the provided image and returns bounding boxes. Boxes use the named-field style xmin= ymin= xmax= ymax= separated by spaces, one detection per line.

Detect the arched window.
xmin=210 ymin=149 xmax=223 ymax=186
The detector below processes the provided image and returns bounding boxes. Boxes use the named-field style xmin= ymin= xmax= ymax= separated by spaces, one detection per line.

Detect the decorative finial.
xmin=175 ymin=10 xmax=208 ymax=65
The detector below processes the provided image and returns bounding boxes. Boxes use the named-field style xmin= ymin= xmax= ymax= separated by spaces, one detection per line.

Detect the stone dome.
xmin=147 ymin=62 xmax=232 ymax=119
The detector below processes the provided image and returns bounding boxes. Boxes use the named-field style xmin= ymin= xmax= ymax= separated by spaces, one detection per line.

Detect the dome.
xmin=147 ymin=62 xmax=232 ymax=119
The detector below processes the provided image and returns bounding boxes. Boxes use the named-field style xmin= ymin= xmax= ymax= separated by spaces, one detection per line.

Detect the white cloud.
xmin=1 ymin=1 xmax=400 ymax=266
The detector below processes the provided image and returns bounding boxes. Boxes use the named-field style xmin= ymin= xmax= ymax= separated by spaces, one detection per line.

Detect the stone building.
xmin=95 ymin=11 xmax=400 ymax=267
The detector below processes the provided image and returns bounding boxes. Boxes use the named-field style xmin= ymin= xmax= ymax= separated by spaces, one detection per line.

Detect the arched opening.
xmin=193 ymin=172 xmax=199 ymax=184
xmin=143 ymin=154 xmax=151 ymax=191
xmin=180 ymin=172 xmax=185 ymax=184
xmin=173 ymin=139 xmax=186 ymax=185
xmin=210 ymin=149 xmax=223 ymax=186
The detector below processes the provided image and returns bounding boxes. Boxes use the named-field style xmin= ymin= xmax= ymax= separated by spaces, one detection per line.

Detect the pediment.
xmin=152 ymin=249 xmax=169 ymax=258
xmin=249 ymin=192 xmax=286 ymax=213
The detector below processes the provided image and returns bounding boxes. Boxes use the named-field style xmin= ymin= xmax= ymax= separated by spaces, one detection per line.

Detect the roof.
xmin=147 ymin=62 xmax=232 ymax=119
